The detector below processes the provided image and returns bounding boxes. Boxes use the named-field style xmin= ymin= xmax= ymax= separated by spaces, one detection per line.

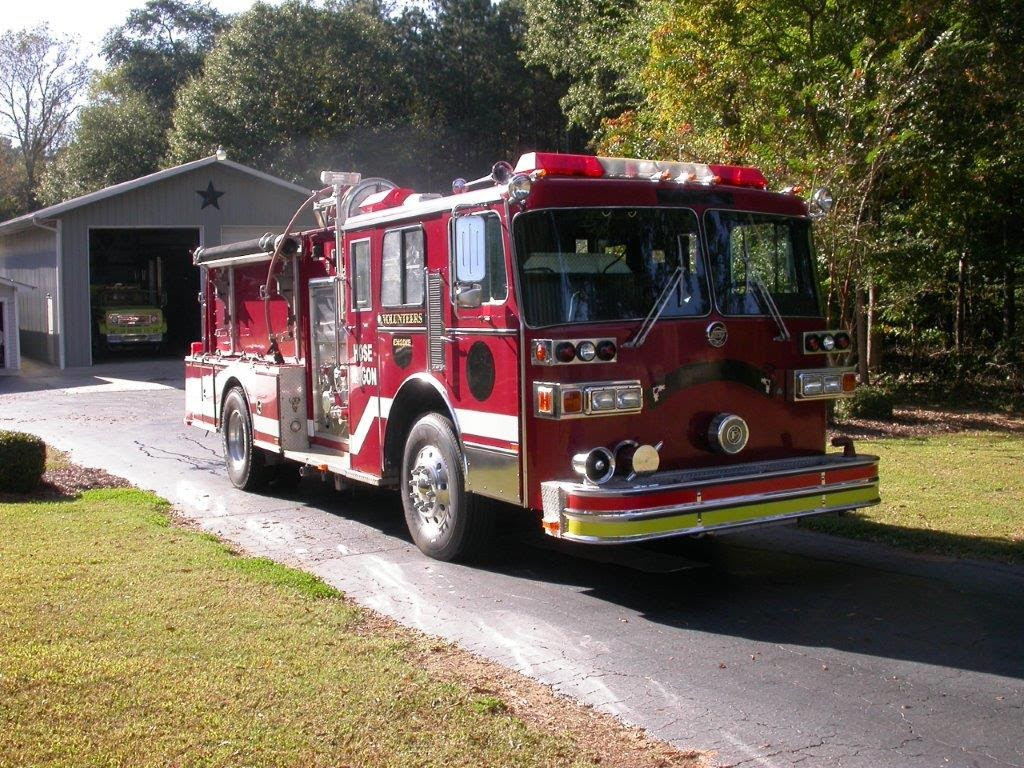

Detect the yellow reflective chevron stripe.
xmin=564 ymin=483 xmax=879 ymax=541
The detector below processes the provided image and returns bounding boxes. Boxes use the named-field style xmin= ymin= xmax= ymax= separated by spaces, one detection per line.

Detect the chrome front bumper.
xmin=540 ymin=453 xmax=880 ymax=544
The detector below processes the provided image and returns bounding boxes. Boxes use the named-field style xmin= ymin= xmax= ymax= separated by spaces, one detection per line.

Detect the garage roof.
xmin=0 ymin=154 xmax=312 ymax=236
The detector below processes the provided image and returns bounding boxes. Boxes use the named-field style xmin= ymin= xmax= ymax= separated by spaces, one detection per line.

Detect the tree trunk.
xmin=955 ymin=252 xmax=967 ymax=353
xmin=856 ymin=284 xmax=869 ymax=384
xmin=867 ymin=280 xmax=881 ymax=371
xmin=1004 ymin=259 xmax=1016 ymax=341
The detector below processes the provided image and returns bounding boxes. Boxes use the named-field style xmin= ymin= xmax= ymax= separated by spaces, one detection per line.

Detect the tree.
xmin=37 ymin=71 xmax=166 ymax=206
xmin=0 ymin=25 xmax=90 ymax=209
xmin=525 ymin=0 xmax=1024 ymax=386
xmin=168 ymin=1 xmax=423 ymax=186
xmin=0 ymin=137 xmax=26 ymax=220
xmin=101 ymin=0 xmax=227 ymax=115
xmin=396 ymin=0 xmax=582 ymax=184
xmin=523 ymin=0 xmax=645 ymax=133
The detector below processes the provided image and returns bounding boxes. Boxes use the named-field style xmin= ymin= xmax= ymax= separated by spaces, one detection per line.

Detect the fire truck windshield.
xmin=704 ymin=210 xmax=821 ymax=317
xmin=513 ymin=207 xmax=709 ymax=327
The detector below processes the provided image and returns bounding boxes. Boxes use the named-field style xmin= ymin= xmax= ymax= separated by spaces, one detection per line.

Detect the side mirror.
xmin=455 ymin=283 xmax=483 ymax=309
xmin=809 ymin=187 xmax=834 ymax=219
xmin=454 ymin=216 xmax=487 ymax=283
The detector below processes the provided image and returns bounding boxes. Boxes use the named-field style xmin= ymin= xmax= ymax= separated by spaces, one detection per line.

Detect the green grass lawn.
xmin=806 ymin=432 xmax=1024 ymax=563
xmin=0 ymin=489 xmax=612 ymax=768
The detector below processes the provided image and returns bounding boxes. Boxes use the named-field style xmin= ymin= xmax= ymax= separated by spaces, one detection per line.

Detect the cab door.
xmin=449 ymin=211 xmax=522 ymax=503
xmin=343 ymin=236 xmax=381 ymax=473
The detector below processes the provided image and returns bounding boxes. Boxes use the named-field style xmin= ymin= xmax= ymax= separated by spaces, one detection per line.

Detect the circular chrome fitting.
xmin=572 ymin=446 xmax=616 ymax=485
xmin=706 ymin=321 xmax=728 ymax=348
xmin=708 ymin=413 xmax=749 ymax=455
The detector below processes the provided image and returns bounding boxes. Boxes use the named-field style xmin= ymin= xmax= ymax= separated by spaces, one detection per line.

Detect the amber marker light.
xmin=537 ymin=386 xmax=554 ymax=415
xmin=562 ymin=389 xmax=583 ymax=414
xmin=842 ymin=372 xmax=858 ymax=393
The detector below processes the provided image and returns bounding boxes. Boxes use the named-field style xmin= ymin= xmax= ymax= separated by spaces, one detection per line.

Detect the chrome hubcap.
xmin=226 ymin=410 xmax=246 ymax=469
xmin=408 ymin=444 xmax=451 ymax=539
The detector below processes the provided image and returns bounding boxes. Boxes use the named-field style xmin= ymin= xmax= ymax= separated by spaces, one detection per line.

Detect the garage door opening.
xmin=89 ymin=228 xmax=201 ymax=360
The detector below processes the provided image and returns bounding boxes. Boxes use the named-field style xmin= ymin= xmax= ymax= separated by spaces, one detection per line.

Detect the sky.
xmin=1 ymin=0 xmax=282 ymax=62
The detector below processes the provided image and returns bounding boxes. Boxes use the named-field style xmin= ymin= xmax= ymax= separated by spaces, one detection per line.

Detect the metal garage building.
xmin=0 ymin=276 xmax=32 ymax=374
xmin=0 ymin=153 xmax=313 ymax=368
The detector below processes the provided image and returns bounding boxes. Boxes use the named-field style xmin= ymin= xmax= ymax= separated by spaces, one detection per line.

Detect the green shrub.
xmin=836 ymin=386 xmax=895 ymax=420
xmin=0 ymin=431 xmax=47 ymax=493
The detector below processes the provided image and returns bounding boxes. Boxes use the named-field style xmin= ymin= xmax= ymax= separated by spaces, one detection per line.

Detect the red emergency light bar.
xmin=359 ymin=187 xmax=413 ymax=213
xmin=513 ymin=152 xmax=768 ymax=190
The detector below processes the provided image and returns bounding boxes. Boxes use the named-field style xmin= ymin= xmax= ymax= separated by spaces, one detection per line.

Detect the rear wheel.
xmin=223 ymin=387 xmax=270 ymax=491
xmin=401 ymin=413 xmax=493 ymax=561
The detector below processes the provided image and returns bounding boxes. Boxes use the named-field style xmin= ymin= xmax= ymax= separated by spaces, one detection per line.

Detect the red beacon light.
xmin=708 ymin=164 xmax=768 ymax=190
xmin=513 ymin=153 xmax=768 ymax=190
xmin=514 ymin=152 xmax=605 ymax=178
xmin=359 ymin=187 xmax=413 ymax=213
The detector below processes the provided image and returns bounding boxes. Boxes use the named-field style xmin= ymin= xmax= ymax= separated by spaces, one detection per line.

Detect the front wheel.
xmin=401 ymin=413 xmax=494 ymax=561
xmin=222 ymin=387 xmax=270 ymax=491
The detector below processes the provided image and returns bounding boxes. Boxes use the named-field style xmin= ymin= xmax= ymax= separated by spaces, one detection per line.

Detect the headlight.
xmin=589 ymin=388 xmax=616 ymax=411
xmin=615 ymin=386 xmax=642 ymax=409
xmin=800 ymin=373 xmax=823 ymax=397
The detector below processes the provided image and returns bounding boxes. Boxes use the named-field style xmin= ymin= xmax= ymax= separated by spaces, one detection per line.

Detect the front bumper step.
xmin=541 ymin=453 xmax=880 ymax=544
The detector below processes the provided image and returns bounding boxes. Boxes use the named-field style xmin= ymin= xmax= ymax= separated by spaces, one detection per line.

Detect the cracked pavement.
xmin=3 ymin=359 xmax=1022 ymax=767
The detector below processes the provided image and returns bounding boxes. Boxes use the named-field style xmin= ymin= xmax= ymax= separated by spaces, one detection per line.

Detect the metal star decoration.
xmin=197 ymin=181 xmax=225 ymax=210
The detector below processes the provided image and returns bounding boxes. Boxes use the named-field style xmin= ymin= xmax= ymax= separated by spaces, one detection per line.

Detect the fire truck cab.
xmin=185 ymin=152 xmax=879 ymax=561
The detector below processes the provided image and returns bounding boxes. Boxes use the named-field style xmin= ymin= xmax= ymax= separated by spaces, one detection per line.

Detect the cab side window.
xmin=381 ymin=228 xmax=425 ymax=307
xmin=481 ymin=215 xmax=508 ymax=303
xmin=350 ymin=239 xmax=371 ymax=310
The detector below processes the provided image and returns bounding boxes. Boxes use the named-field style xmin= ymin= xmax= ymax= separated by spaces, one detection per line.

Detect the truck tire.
xmin=401 ymin=413 xmax=494 ymax=561
xmin=222 ymin=387 xmax=270 ymax=491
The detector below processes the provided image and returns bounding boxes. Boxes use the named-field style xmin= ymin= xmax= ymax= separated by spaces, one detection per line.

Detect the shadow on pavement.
xmin=302 ymin=479 xmax=1024 ymax=682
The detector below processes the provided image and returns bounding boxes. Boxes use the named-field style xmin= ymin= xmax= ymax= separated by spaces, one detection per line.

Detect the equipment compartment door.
xmin=308 ymin=278 xmax=348 ymax=449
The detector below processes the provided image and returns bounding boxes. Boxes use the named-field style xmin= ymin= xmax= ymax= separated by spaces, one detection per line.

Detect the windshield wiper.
xmin=751 ymin=276 xmax=791 ymax=341
xmin=623 ymin=265 xmax=683 ymax=348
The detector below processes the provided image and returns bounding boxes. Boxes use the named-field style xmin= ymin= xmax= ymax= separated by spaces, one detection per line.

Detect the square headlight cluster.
xmin=535 ymin=381 xmax=643 ymax=418
xmin=587 ymin=385 xmax=642 ymax=412
xmin=793 ymin=368 xmax=858 ymax=400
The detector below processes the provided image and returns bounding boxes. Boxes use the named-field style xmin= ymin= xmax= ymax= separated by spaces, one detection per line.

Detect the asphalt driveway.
xmin=2 ymin=359 xmax=1022 ymax=768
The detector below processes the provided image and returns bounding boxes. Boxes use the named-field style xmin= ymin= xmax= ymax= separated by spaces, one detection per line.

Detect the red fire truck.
xmin=184 ymin=152 xmax=879 ymax=561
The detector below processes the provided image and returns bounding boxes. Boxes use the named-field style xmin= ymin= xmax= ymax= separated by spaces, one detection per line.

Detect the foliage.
xmin=525 ymin=0 xmax=1024 ymax=389
xmin=523 ymin=0 xmax=645 ymax=132
xmin=835 ymin=386 xmax=895 ymax=421
xmin=34 ymin=1 xmax=228 ymax=206
xmin=167 ymin=1 xmax=416 ymax=185
xmin=0 ymin=430 xmax=46 ymax=493
xmin=38 ymin=72 xmax=167 ymax=206
xmin=0 ymin=137 xmax=26 ymax=220
xmin=101 ymin=0 xmax=227 ymax=115
xmin=0 ymin=24 xmax=90 ymax=210
xmin=168 ymin=0 xmax=580 ymax=190
xmin=396 ymin=0 xmax=582 ymax=185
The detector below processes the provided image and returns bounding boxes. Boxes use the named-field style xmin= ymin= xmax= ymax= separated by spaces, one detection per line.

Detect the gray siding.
xmin=59 ymin=163 xmax=312 ymax=366
xmin=1 ymin=283 xmax=21 ymax=371
xmin=0 ymin=227 xmax=59 ymax=364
